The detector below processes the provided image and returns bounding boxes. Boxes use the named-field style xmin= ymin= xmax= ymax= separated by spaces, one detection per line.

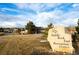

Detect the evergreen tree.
xmin=76 ymin=19 xmax=79 ymax=34
xmin=0 ymin=28 xmax=4 ymax=32
xmin=72 ymin=19 xmax=79 ymax=53
xmin=25 ymin=21 xmax=36 ymax=34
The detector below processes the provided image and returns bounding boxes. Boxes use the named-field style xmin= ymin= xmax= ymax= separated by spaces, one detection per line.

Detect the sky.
xmin=0 ymin=3 xmax=79 ymax=28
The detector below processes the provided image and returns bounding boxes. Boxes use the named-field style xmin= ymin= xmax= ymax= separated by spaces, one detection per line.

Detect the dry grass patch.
xmin=0 ymin=34 xmax=51 ymax=55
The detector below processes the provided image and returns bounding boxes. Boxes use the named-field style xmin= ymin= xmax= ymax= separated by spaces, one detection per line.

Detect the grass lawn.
xmin=0 ymin=34 xmax=51 ymax=55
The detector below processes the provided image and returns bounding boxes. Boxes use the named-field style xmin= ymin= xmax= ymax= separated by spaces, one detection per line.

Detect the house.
xmin=35 ymin=27 xmax=45 ymax=34
xmin=20 ymin=30 xmax=28 ymax=35
xmin=3 ymin=28 xmax=13 ymax=33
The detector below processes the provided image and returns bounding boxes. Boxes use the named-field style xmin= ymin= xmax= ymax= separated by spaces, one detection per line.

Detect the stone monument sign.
xmin=47 ymin=26 xmax=74 ymax=54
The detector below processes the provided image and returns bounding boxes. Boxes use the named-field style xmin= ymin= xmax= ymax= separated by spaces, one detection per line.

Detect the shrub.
xmin=0 ymin=32 xmax=5 ymax=36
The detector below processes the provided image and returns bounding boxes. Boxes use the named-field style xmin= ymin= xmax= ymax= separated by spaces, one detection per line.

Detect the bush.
xmin=76 ymin=26 xmax=79 ymax=34
xmin=0 ymin=32 xmax=5 ymax=36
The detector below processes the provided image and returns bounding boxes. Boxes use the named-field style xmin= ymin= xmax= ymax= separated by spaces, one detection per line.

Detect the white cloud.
xmin=34 ymin=12 xmax=53 ymax=27
xmin=15 ymin=3 xmax=61 ymax=13
xmin=0 ymin=3 xmax=79 ymax=28
xmin=72 ymin=4 xmax=79 ymax=7
xmin=0 ymin=22 xmax=16 ymax=28
xmin=0 ymin=8 xmax=19 ymax=12
xmin=0 ymin=8 xmax=79 ymax=27
xmin=34 ymin=10 xmax=63 ymax=27
xmin=0 ymin=14 xmax=29 ymax=28
xmin=15 ymin=3 xmax=43 ymax=12
xmin=33 ymin=8 xmax=79 ymax=27
xmin=15 ymin=3 xmax=27 ymax=9
xmin=60 ymin=18 xmax=78 ymax=26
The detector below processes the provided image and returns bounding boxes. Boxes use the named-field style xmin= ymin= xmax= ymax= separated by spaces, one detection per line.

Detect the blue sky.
xmin=0 ymin=3 xmax=79 ymax=28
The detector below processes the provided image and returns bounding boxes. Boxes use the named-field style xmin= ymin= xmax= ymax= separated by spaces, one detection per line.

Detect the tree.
xmin=43 ymin=23 xmax=53 ymax=37
xmin=72 ymin=19 xmax=79 ymax=53
xmin=48 ymin=23 xmax=53 ymax=29
xmin=25 ymin=21 xmax=36 ymax=34
xmin=0 ymin=28 xmax=4 ymax=32
xmin=76 ymin=19 xmax=79 ymax=34
xmin=78 ymin=19 xmax=79 ymax=26
xmin=16 ymin=28 xmax=21 ymax=34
